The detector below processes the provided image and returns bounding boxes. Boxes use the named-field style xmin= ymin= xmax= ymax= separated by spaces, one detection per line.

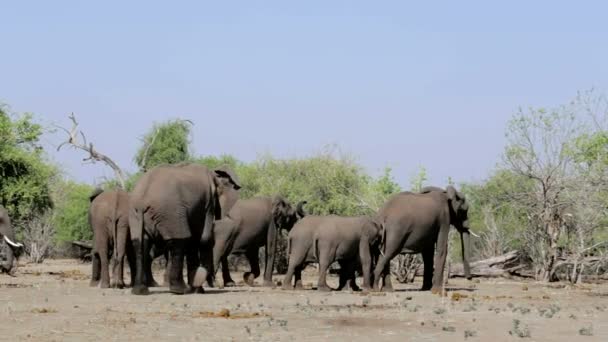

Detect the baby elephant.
xmin=283 ymin=216 xmax=382 ymax=291
xmin=89 ymin=188 xmax=134 ymax=289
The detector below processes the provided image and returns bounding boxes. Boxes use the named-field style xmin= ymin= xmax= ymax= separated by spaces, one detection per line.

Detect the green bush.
xmin=53 ymin=181 xmax=95 ymax=242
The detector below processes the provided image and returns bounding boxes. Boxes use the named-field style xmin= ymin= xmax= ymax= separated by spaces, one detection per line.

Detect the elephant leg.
xmin=163 ymin=251 xmax=171 ymax=287
xmin=126 ymin=240 xmax=136 ymax=287
xmin=421 ymin=250 xmax=434 ymax=291
xmin=282 ymin=243 xmax=306 ymax=290
xmin=145 ymin=255 xmax=160 ymax=287
xmin=262 ymin=223 xmax=278 ymax=287
xmin=131 ymin=236 xmax=152 ymax=295
xmin=337 ymin=261 xmax=349 ymax=291
xmin=167 ymin=239 xmax=191 ymax=295
xmin=372 ymin=242 xmax=400 ymax=292
xmin=294 ymin=265 xmax=305 ymax=289
xmin=90 ymin=249 xmax=101 ymax=287
xmin=337 ymin=261 xmax=358 ymax=291
xmin=431 ymin=225 xmax=450 ymax=294
xmin=243 ymin=250 xmax=261 ymax=286
xmin=382 ymin=260 xmax=393 ymax=291
xmin=316 ymin=244 xmax=334 ymax=292
xmin=185 ymin=239 xmax=199 ymax=286
xmin=111 ymin=225 xmax=128 ymax=289
xmin=221 ymin=257 xmax=236 ymax=287
xmin=99 ymin=245 xmax=111 ymax=289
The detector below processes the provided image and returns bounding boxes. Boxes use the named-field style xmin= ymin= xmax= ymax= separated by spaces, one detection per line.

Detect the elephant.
xmin=282 ymin=215 xmax=382 ymax=291
xmin=211 ymin=196 xmax=306 ymax=287
xmin=372 ymin=185 xmax=473 ymax=293
xmin=128 ymin=163 xmax=240 ymax=295
xmin=0 ymin=206 xmax=24 ymax=274
xmin=158 ymin=165 xmax=241 ymax=287
xmin=89 ymin=188 xmax=134 ymax=289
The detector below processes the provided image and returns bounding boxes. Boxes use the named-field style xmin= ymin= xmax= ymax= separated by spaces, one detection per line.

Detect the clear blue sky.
xmin=2 ymin=1 xmax=607 ymax=187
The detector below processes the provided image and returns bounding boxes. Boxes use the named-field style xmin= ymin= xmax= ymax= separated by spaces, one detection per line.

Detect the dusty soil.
xmin=0 ymin=259 xmax=607 ymax=341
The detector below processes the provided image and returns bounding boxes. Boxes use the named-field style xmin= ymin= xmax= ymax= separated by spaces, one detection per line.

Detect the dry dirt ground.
xmin=0 ymin=259 xmax=607 ymax=342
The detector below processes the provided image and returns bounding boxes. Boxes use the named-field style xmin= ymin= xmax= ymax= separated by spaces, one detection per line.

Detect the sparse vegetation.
xmin=509 ymin=319 xmax=532 ymax=338
xmin=579 ymin=325 xmax=593 ymax=336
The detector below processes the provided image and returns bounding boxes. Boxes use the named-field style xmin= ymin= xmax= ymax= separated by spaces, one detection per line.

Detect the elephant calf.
xmin=89 ymin=188 xmax=134 ymax=289
xmin=282 ymin=215 xmax=382 ymax=292
xmin=211 ymin=196 xmax=306 ymax=287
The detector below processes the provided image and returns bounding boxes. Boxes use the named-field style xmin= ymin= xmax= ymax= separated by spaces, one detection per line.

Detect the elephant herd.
xmin=0 ymin=162 xmax=474 ymax=296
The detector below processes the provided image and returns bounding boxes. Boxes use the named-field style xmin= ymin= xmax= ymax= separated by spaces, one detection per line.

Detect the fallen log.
xmin=71 ymin=241 xmax=93 ymax=251
xmin=70 ymin=241 xmax=93 ymax=261
xmin=449 ymin=250 xmax=533 ymax=278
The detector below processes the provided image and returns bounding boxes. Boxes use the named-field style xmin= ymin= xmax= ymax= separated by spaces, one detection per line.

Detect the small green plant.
xmin=509 ymin=319 xmax=531 ymax=338
xmin=538 ymin=304 xmax=560 ymax=318
xmin=579 ymin=325 xmax=593 ymax=336
xmin=433 ymin=307 xmax=446 ymax=315
xmin=442 ymin=326 xmax=456 ymax=332
xmin=464 ymin=330 xmax=477 ymax=339
xmin=409 ymin=305 xmax=421 ymax=313
xmin=513 ymin=306 xmax=531 ymax=315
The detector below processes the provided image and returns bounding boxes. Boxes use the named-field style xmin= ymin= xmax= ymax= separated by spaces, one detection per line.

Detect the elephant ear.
xmin=89 ymin=188 xmax=104 ymax=202
xmin=295 ymin=201 xmax=307 ymax=218
xmin=446 ymin=185 xmax=468 ymax=213
xmin=271 ymin=196 xmax=289 ymax=221
xmin=210 ymin=175 xmax=223 ymax=220
xmin=214 ymin=166 xmax=242 ymax=190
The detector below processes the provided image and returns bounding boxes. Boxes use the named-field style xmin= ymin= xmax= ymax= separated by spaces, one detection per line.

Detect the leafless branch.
xmin=56 ymin=113 xmax=126 ymax=189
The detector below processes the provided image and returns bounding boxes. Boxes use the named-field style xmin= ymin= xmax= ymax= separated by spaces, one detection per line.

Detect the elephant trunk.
xmin=460 ymin=231 xmax=472 ymax=280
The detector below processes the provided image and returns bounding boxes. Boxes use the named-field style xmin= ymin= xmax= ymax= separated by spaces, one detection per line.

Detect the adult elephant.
xmin=372 ymin=186 xmax=473 ymax=293
xmin=211 ymin=197 xmax=306 ymax=287
xmin=282 ymin=215 xmax=382 ymax=291
xmin=129 ymin=163 xmax=240 ymax=295
xmin=158 ymin=165 xmax=241 ymax=287
xmin=0 ymin=206 xmax=24 ymax=274
xmin=89 ymin=188 xmax=134 ymax=289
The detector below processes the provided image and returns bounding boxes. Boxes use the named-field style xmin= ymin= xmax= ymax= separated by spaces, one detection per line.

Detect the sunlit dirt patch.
xmin=0 ymin=283 xmax=33 ymax=288
xmin=193 ymin=309 xmax=270 ymax=319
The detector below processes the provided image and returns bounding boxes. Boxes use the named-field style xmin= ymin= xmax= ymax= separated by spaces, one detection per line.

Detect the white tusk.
xmin=469 ymin=231 xmax=480 ymax=238
xmin=4 ymin=236 xmax=24 ymax=248
xmin=379 ymin=249 xmax=385 ymax=257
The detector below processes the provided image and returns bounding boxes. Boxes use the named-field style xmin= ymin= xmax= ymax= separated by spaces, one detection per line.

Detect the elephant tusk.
xmin=3 ymin=236 xmax=24 ymax=248
xmin=379 ymin=250 xmax=385 ymax=257
xmin=469 ymin=231 xmax=480 ymax=238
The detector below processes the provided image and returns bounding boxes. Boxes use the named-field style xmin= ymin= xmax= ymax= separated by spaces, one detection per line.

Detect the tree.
xmin=134 ymin=119 xmax=193 ymax=171
xmin=500 ymin=90 xmax=608 ymax=282
xmin=53 ymin=181 xmax=95 ymax=243
xmin=0 ymin=106 xmax=56 ymax=225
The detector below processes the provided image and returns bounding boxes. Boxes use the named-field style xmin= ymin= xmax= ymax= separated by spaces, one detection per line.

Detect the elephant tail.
xmin=112 ymin=192 xmax=119 ymax=266
xmin=379 ymin=223 xmax=386 ymax=257
xmin=312 ymin=238 xmax=319 ymax=263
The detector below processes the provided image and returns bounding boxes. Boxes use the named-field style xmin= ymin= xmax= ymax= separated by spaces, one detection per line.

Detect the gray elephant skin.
xmin=0 ymin=206 xmax=24 ymax=274
xmin=372 ymin=185 xmax=473 ymax=293
xmin=89 ymin=188 xmax=134 ymax=289
xmin=212 ymin=197 xmax=306 ymax=287
xmin=282 ymin=215 xmax=382 ymax=291
xmin=128 ymin=163 xmax=240 ymax=295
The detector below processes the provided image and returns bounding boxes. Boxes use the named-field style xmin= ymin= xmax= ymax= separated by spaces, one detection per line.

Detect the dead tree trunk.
xmin=449 ymin=251 xmax=532 ymax=278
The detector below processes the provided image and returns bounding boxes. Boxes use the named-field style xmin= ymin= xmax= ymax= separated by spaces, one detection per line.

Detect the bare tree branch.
xmin=56 ymin=113 xmax=127 ymax=189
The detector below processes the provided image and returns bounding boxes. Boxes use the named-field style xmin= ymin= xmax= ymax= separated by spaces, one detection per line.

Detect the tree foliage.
xmin=0 ymin=106 xmax=56 ymax=225
xmin=53 ymin=181 xmax=95 ymax=243
xmin=134 ymin=119 xmax=193 ymax=172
